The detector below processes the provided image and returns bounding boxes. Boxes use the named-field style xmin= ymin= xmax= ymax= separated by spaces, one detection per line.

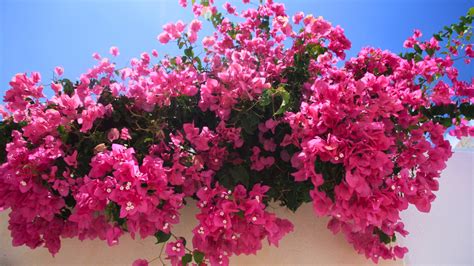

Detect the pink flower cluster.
xmin=0 ymin=0 xmax=472 ymax=265
xmin=192 ymin=184 xmax=293 ymax=265
xmin=285 ymin=57 xmax=453 ymax=260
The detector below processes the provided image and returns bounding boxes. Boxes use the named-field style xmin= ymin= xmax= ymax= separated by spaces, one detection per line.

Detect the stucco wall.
xmin=401 ymin=150 xmax=473 ymax=265
xmin=0 ymin=204 xmax=402 ymax=266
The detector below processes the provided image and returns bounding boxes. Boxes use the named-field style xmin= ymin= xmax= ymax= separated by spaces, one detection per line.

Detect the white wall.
xmin=401 ymin=150 xmax=473 ymax=266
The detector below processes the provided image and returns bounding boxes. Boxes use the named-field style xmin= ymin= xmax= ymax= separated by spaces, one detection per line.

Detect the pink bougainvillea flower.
xmin=187 ymin=19 xmax=202 ymax=43
xmin=157 ymin=32 xmax=171 ymax=44
xmin=132 ymin=259 xmax=149 ymax=266
xmin=465 ymin=44 xmax=474 ymax=57
xmin=107 ymin=128 xmax=120 ymax=142
xmin=64 ymin=151 xmax=78 ymax=168
xmin=202 ymin=36 xmax=215 ymax=47
xmin=109 ymin=46 xmax=120 ymax=57
xmin=92 ymin=52 xmax=101 ymax=60
xmin=178 ymin=0 xmax=187 ymax=8
xmin=293 ymin=12 xmax=304 ymax=24
xmin=189 ymin=19 xmax=202 ymax=33
xmin=54 ymin=66 xmax=64 ymax=76
xmin=165 ymin=240 xmax=186 ymax=265
xmin=223 ymin=2 xmax=237 ymax=14
xmin=120 ymin=128 xmax=132 ymax=140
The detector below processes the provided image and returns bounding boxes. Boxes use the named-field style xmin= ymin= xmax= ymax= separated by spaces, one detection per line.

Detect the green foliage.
xmin=182 ymin=254 xmax=192 ymax=266
xmin=0 ymin=119 xmax=25 ymax=163
xmin=397 ymin=10 xmax=474 ymax=129
xmin=60 ymin=79 xmax=75 ymax=96
xmin=202 ymin=41 xmax=317 ymax=209
xmin=228 ymin=165 xmax=250 ymax=187
xmin=239 ymin=110 xmax=260 ymax=135
xmin=460 ymin=102 xmax=474 ymax=119
xmin=57 ymin=125 xmax=68 ymax=143
xmin=56 ymin=207 xmax=72 ymax=220
xmin=420 ymin=103 xmax=474 ymax=127
xmin=277 ymin=179 xmax=313 ymax=212
xmin=215 ymin=163 xmax=250 ymax=189
xmin=373 ymin=228 xmax=396 ymax=244
xmin=258 ymin=15 xmax=271 ymax=34
xmin=401 ymin=8 xmax=473 ymax=61
xmin=273 ymin=86 xmax=291 ymax=116
xmin=314 ymin=158 xmax=345 ymax=201
xmin=154 ymin=230 xmax=172 ymax=244
xmin=105 ymin=202 xmax=127 ymax=228
xmin=193 ymin=250 xmax=205 ymax=264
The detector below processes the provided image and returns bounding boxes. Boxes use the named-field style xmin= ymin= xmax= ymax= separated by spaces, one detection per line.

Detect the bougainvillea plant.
xmin=0 ymin=1 xmax=473 ymax=265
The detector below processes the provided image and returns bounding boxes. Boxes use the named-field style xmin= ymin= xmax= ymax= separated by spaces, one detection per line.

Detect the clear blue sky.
xmin=0 ymin=0 xmax=472 ymax=96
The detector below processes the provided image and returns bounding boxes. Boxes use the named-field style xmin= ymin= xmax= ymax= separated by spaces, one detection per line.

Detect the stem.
xmin=158 ymin=241 xmax=166 ymax=266
xmin=452 ymin=55 xmax=468 ymax=61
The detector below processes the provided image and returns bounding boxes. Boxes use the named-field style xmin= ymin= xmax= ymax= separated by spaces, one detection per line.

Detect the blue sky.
xmin=0 ymin=0 xmax=472 ymax=95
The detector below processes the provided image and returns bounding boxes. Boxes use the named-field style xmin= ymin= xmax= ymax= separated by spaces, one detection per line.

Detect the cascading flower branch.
xmin=0 ymin=1 xmax=473 ymax=265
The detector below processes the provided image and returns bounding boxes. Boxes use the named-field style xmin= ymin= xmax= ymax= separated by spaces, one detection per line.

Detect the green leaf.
xmin=228 ymin=27 xmax=238 ymax=40
xmin=430 ymin=104 xmax=456 ymax=116
xmin=104 ymin=202 xmax=127 ymax=226
xmin=18 ymin=120 xmax=28 ymax=127
xmin=61 ymin=79 xmax=75 ymax=96
xmin=57 ymin=207 xmax=72 ymax=220
xmin=57 ymin=125 xmax=68 ymax=143
xmin=258 ymin=15 xmax=270 ymax=33
xmin=379 ymin=232 xmax=391 ymax=244
xmin=229 ymin=165 xmax=250 ymax=187
xmin=426 ymin=48 xmax=435 ymax=56
xmin=443 ymin=26 xmax=453 ymax=34
xmin=193 ymin=251 xmax=205 ymax=264
xmin=460 ymin=103 xmax=474 ymax=119
xmin=453 ymin=24 xmax=464 ymax=34
xmin=413 ymin=44 xmax=423 ymax=54
xmin=64 ymin=194 xmax=76 ymax=208
xmin=184 ymin=47 xmax=194 ymax=58
xmin=170 ymin=57 xmax=178 ymax=67
xmin=436 ymin=117 xmax=453 ymax=127
xmin=240 ymin=111 xmax=259 ymax=134
xmin=154 ymin=230 xmax=171 ymax=244
xmin=374 ymin=228 xmax=393 ymax=244
xmin=259 ymin=89 xmax=273 ymax=107
xmin=195 ymin=57 xmax=203 ymax=71
xmin=414 ymin=53 xmax=423 ymax=62
xmin=306 ymin=43 xmax=328 ymax=59
xmin=433 ymin=33 xmax=443 ymax=41
xmin=469 ymin=7 xmax=474 ymax=17
xmin=178 ymin=40 xmax=185 ymax=49
xmin=235 ymin=210 xmax=245 ymax=218
xmin=182 ymin=254 xmax=192 ymax=266
xmin=274 ymin=87 xmax=290 ymax=115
